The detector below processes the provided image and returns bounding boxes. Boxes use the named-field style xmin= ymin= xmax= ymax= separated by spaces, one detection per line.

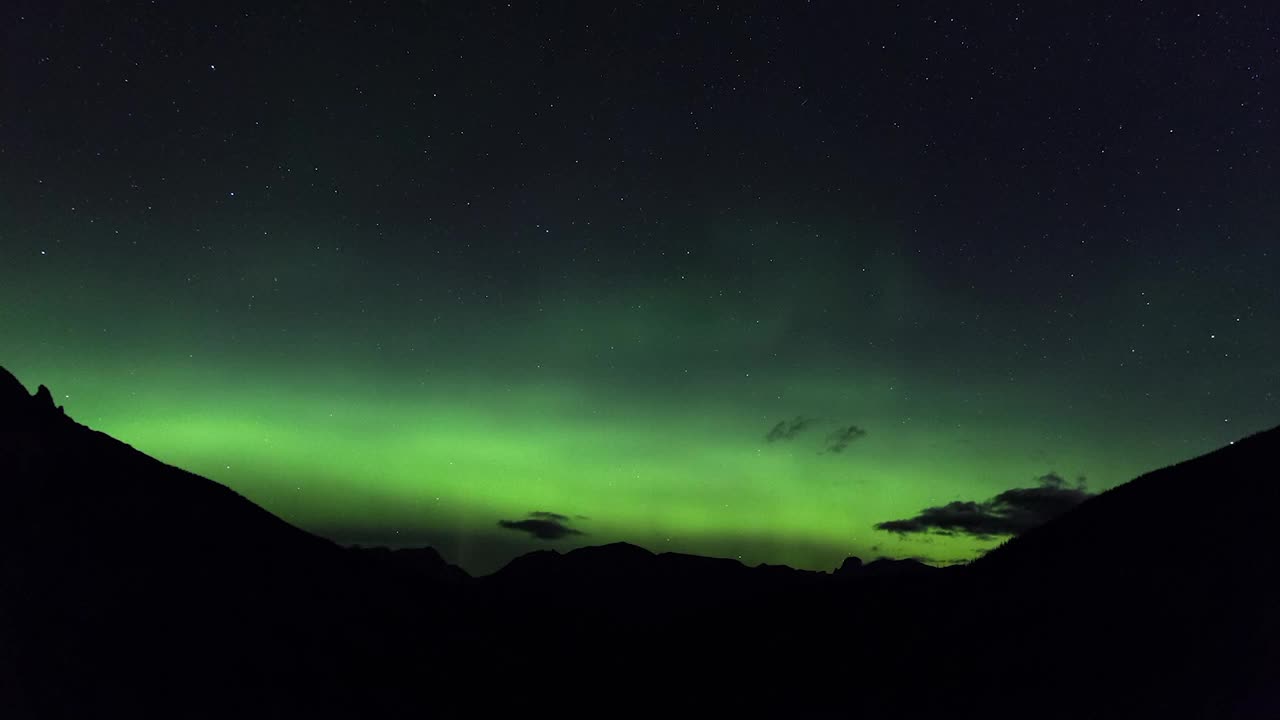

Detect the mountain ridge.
xmin=2 ymin=366 xmax=1277 ymax=718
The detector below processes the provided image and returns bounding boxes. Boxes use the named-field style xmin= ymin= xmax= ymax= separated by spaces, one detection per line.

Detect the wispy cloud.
xmin=823 ymin=425 xmax=867 ymax=453
xmin=765 ymin=416 xmax=821 ymax=442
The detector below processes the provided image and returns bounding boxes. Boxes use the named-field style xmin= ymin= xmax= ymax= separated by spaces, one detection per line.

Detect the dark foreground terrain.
xmin=1 ymin=366 xmax=1276 ymax=718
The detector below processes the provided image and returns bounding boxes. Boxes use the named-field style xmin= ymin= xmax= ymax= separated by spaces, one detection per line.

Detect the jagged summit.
xmin=0 ymin=366 xmax=66 ymax=428
xmin=0 ymin=364 xmax=337 ymax=558
xmin=0 ymin=366 xmax=448 ymax=718
xmin=32 ymin=383 xmax=56 ymax=409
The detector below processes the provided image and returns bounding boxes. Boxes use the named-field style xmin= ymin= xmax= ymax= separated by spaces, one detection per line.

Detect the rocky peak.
xmin=34 ymin=384 xmax=56 ymax=409
xmin=0 ymin=367 xmax=68 ymax=426
xmin=833 ymin=556 xmax=864 ymax=577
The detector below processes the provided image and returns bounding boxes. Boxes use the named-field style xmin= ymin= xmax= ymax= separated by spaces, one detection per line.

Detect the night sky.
xmin=3 ymin=2 xmax=1277 ymax=574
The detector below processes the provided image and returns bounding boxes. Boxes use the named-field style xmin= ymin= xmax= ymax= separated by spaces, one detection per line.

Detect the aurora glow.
xmin=3 ymin=3 xmax=1277 ymax=574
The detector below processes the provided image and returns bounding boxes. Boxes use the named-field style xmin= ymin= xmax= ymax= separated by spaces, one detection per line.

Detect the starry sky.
xmin=3 ymin=1 xmax=1278 ymax=574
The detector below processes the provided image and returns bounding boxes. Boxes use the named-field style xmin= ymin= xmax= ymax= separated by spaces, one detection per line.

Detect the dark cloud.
xmin=498 ymin=511 xmax=585 ymax=540
xmin=765 ymin=416 xmax=820 ymax=442
xmin=823 ymin=425 xmax=867 ymax=453
xmin=874 ymin=473 xmax=1093 ymax=540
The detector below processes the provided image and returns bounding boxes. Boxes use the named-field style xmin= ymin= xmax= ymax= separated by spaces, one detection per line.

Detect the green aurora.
xmin=3 ymin=220 xmax=1268 ymax=573
xmin=4 ymin=2 xmax=1277 ymax=575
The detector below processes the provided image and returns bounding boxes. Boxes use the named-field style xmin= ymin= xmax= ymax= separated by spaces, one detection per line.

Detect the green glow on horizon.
xmin=2 ymin=352 xmax=1239 ymax=574
xmin=4 ymin=220 xmax=1271 ymax=574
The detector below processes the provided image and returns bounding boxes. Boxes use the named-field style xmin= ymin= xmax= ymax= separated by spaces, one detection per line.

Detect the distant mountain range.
xmin=1 ymin=366 xmax=1276 ymax=718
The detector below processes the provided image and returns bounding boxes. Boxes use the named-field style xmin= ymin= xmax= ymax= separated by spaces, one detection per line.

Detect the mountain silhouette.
xmin=977 ymin=425 xmax=1280 ymax=582
xmin=0 ymin=368 xmax=462 ymax=717
xmin=953 ymin=425 xmax=1280 ymax=716
xmin=1 ymin=366 xmax=1276 ymax=718
xmin=347 ymin=544 xmax=470 ymax=584
xmin=486 ymin=541 xmax=833 ymax=589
